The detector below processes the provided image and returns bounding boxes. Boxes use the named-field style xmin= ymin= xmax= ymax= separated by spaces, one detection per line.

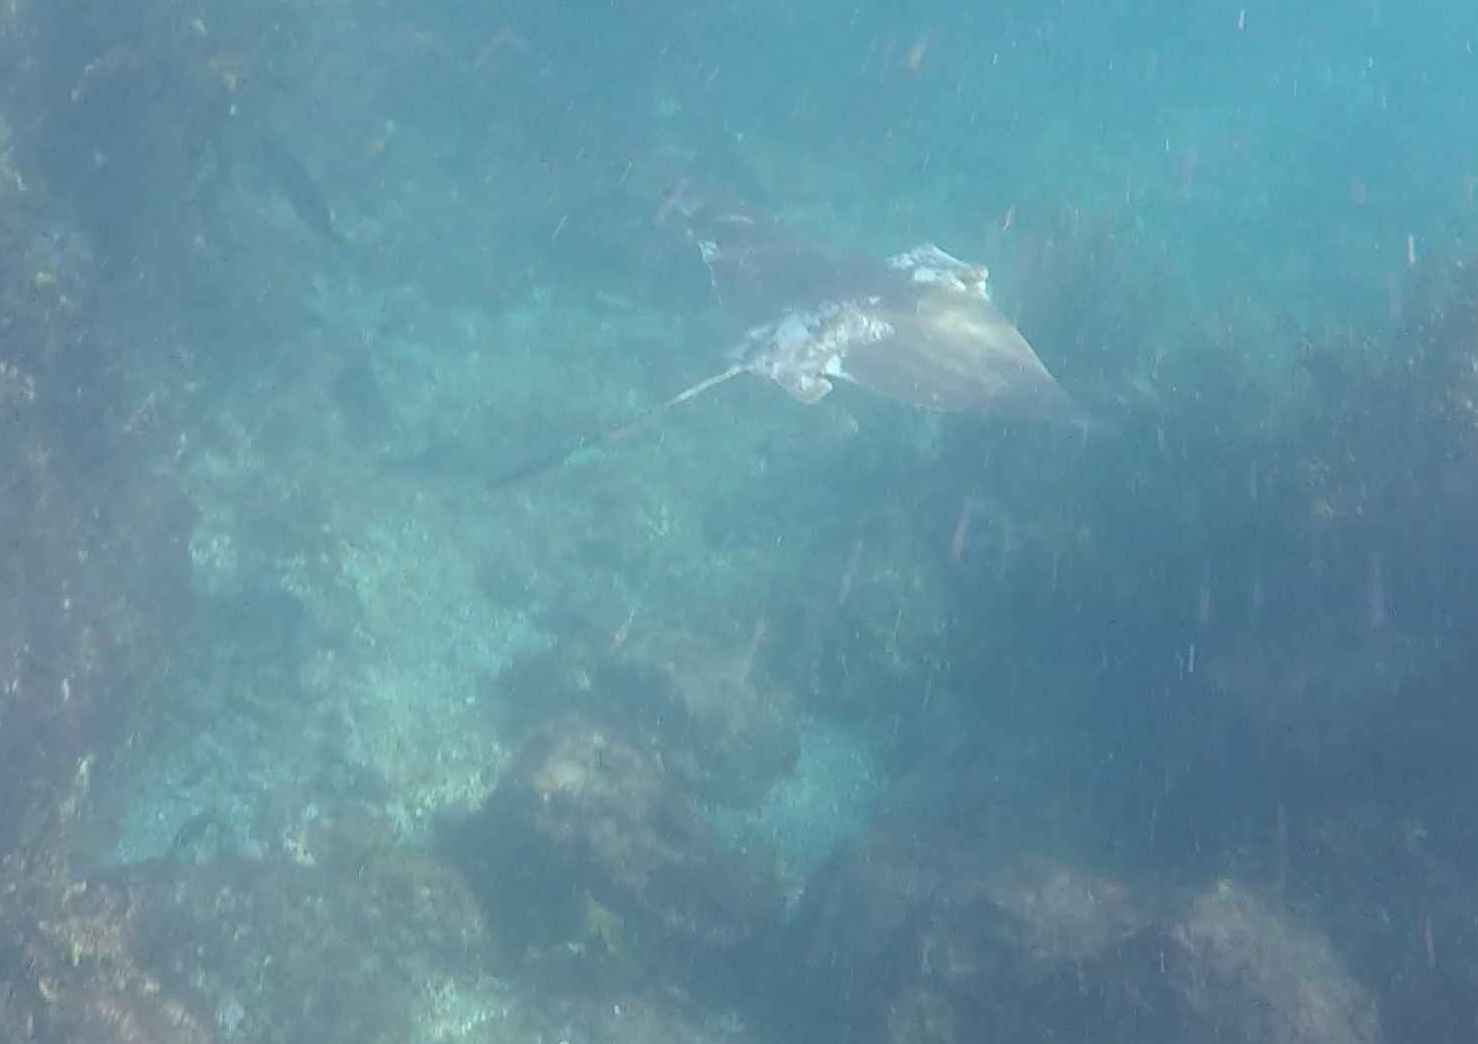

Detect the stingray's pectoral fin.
xmin=777 ymin=372 xmax=833 ymax=404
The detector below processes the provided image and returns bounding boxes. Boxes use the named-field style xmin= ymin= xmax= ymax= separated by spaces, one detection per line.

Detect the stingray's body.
xmin=721 ymin=242 xmax=1075 ymax=422
xmin=489 ymin=205 xmax=1077 ymax=488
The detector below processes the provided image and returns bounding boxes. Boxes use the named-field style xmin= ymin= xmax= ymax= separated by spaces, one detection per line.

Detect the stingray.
xmin=488 ymin=227 xmax=1076 ymax=489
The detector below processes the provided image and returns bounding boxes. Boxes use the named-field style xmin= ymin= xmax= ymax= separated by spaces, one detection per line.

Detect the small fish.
xmin=254 ymin=133 xmax=343 ymax=246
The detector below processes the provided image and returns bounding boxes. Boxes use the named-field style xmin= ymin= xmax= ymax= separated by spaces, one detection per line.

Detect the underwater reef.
xmin=5 ymin=2 xmax=1478 ymax=1043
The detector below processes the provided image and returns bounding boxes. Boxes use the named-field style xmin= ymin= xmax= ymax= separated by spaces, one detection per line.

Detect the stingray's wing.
xmin=837 ymin=288 xmax=1077 ymax=420
xmin=690 ymin=209 xmax=895 ymax=323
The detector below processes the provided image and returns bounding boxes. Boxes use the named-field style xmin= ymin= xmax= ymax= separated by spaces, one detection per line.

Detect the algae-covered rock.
xmin=449 ymin=712 xmax=783 ymax=988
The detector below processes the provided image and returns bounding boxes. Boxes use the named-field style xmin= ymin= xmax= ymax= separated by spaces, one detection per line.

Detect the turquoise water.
xmin=7 ymin=0 xmax=1478 ymax=1041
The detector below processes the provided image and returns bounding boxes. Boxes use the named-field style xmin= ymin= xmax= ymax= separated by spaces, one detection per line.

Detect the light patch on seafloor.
xmin=415 ymin=974 xmax=526 ymax=1042
xmin=320 ymin=507 xmax=552 ymax=833
xmin=114 ymin=275 xmax=744 ymax=862
xmin=714 ymin=719 xmax=882 ymax=890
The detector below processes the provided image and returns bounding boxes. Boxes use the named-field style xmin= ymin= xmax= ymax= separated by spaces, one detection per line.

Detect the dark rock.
xmin=783 ymin=821 xmax=1381 ymax=1044
xmin=1168 ymin=880 xmax=1381 ymax=1044
xmin=448 ymin=712 xmax=783 ymax=989
xmin=784 ymin=827 xmax=1166 ymax=1043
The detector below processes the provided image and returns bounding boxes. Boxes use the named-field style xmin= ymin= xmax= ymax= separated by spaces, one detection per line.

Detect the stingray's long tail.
xmin=487 ymin=364 xmax=746 ymax=491
xmin=604 ymin=364 xmax=745 ymax=440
